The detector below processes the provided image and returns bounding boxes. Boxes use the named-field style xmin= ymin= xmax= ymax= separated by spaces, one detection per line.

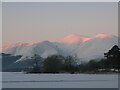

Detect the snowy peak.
xmin=2 ymin=33 xmax=115 ymax=50
xmin=58 ymin=33 xmax=114 ymax=44
xmin=2 ymin=42 xmax=30 ymax=51
xmin=59 ymin=34 xmax=91 ymax=44
xmin=92 ymin=33 xmax=113 ymax=39
xmin=2 ymin=33 xmax=118 ymax=62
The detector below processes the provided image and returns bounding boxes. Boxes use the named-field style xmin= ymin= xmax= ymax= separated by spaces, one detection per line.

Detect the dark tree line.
xmin=28 ymin=54 xmax=43 ymax=73
xmin=28 ymin=45 xmax=120 ymax=74
xmin=28 ymin=55 xmax=79 ymax=73
xmin=43 ymin=55 xmax=64 ymax=73
xmin=104 ymin=45 xmax=120 ymax=69
xmin=78 ymin=45 xmax=120 ymax=73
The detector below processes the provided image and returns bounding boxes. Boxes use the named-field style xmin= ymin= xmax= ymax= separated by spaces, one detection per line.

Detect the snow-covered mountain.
xmin=72 ymin=34 xmax=118 ymax=61
xmin=2 ymin=33 xmax=118 ymax=62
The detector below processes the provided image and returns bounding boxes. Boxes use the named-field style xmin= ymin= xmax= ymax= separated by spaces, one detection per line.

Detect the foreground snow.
xmin=2 ymin=72 xmax=118 ymax=88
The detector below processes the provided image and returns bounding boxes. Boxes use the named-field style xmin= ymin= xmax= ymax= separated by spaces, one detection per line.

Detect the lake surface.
xmin=2 ymin=72 xmax=118 ymax=88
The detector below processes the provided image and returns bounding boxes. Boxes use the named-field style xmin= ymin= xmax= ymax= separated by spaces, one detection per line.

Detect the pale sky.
xmin=2 ymin=2 xmax=118 ymax=45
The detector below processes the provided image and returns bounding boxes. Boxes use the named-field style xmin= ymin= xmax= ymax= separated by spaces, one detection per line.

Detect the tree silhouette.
xmin=29 ymin=54 xmax=43 ymax=73
xmin=43 ymin=55 xmax=64 ymax=73
xmin=63 ymin=56 xmax=78 ymax=73
xmin=104 ymin=45 xmax=120 ymax=69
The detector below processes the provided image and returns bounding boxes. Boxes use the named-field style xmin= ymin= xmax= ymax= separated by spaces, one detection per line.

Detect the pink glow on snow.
xmin=2 ymin=42 xmax=30 ymax=51
xmin=1 ymin=41 xmax=41 ymax=51
xmin=93 ymin=33 xmax=112 ymax=38
xmin=59 ymin=34 xmax=91 ymax=44
xmin=1 ymin=33 xmax=114 ymax=51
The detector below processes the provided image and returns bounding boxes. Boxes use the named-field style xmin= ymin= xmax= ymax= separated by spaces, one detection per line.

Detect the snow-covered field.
xmin=2 ymin=72 xmax=118 ymax=88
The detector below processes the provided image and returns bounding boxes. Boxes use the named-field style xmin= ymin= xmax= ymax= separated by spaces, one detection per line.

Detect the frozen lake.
xmin=2 ymin=72 xmax=118 ymax=88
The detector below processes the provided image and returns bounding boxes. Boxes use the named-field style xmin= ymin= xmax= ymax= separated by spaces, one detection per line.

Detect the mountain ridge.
xmin=2 ymin=33 xmax=118 ymax=62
